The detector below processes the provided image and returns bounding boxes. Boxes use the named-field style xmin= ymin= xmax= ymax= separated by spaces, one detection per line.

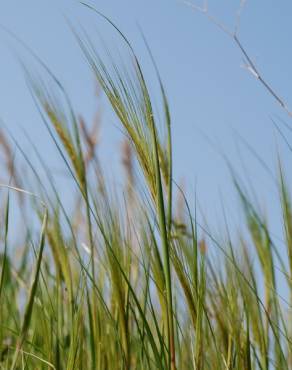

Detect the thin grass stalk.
xmin=149 ymin=116 xmax=176 ymax=370
xmin=10 ymin=208 xmax=48 ymax=370
xmin=0 ymin=193 xmax=9 ymax=303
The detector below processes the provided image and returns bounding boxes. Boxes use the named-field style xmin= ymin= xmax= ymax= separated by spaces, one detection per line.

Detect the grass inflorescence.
xmin=0 ymin=7 xmax=291 ymax=370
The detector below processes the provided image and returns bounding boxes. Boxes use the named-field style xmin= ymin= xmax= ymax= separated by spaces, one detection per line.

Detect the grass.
xmin=0 ymin=7 xmax=292 ymax=370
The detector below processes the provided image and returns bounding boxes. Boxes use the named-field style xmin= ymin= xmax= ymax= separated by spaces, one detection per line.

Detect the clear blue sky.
xmin=0 ymin=0 xmax=292 ymax=243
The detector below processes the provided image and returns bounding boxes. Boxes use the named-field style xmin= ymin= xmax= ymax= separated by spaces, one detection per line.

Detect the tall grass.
xmin=0 ymin=8 xmax=291 ymax=370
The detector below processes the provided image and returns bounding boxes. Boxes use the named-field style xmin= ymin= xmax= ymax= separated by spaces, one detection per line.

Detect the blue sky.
xmin=0 ymin=0 xmax=292 ymax=242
